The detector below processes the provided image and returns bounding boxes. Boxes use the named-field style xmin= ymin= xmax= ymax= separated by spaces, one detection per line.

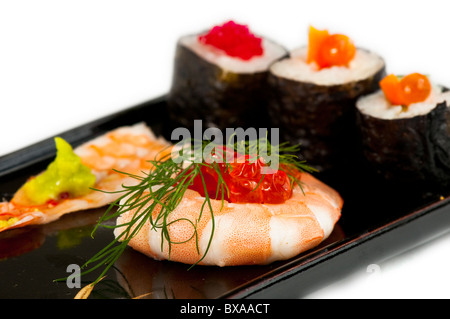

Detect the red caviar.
xmin=186 ymin=147 xmax=292 ymax=204
xmin=380 ymin=73 xmax=431 ymax=106
xmin=198 ymin=20 xmax=264 ymax=60
xmin=45 ymin=192 xmax=70 ymax=207
xmin=307 ymin=26 xmax=356 ymax=69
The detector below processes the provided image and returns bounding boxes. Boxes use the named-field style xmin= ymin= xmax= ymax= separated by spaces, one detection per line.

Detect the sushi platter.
xmin=1 ymin=20 xmax=450 ymax=299
xmin=0 ymin=95 xmax=449 ymax=299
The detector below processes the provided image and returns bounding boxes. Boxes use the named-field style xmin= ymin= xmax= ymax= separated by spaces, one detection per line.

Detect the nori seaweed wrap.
xmin=167 ymin=21 xmax=288 ymax=131
xmin=356 ymin=84 xmax=450 ymax=185
xmin=267 ymin=46 xmax=386 ymax=171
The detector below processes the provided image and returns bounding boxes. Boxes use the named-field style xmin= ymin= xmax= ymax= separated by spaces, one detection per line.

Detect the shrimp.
xmin=0 ymin=123 xmax=171 ymax=233
xmin=114 ymin=171 xmax=343 ymax=266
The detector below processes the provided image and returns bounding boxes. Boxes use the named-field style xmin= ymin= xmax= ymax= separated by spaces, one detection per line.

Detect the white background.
xmin=1 ymin=0 xmax=450 ymax=298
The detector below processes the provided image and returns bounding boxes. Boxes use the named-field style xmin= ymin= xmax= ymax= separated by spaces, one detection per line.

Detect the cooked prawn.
xmin=114 ymin=171 xmax=343 ymax=266
xmin=0 ymin=123 xmax=171 ymax=233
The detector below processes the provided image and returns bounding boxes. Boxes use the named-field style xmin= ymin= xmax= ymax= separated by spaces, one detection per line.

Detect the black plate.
xmin=1 ymin=96 xmax=449 ymax=299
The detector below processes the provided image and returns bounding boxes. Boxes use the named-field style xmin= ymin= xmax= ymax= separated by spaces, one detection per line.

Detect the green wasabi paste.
xmin=23 ymin=137 xmax=96 ymax=205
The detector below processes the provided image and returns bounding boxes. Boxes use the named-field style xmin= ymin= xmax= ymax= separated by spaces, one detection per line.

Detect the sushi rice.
xmin=180 ymin=34 xmax=287 ymax=74
xmin=357 ymin=85 xmax=450 ymax=120
xmin=270 ymin=47 xmax=384 ymax=86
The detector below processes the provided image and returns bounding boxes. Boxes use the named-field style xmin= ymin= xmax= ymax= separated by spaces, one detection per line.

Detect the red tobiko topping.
xmin=186 ymin=146 xmax=292 ymax=204
xmin=198 ymin=20 xmax=264 ymax=60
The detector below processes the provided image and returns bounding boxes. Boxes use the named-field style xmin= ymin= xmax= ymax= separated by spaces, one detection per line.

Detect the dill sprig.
xmin=80 ymin=137 xmax=316 ymax=284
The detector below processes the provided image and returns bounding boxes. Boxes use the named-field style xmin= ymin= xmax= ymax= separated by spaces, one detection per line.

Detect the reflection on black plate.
xmin=0 ymin=96 xmax=449 ymax=299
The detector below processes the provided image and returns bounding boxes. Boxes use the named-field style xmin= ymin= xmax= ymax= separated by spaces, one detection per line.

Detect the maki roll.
xmin=167 ymin=20 xmax=288 ymax=131
xmin=267 ymin=26 xmax=386 ymax=172
xmin=356 ymin=73 xmax=450 ymax=185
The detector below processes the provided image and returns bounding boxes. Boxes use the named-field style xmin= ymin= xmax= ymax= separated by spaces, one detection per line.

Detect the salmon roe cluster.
xmin=198 ymin=20 xmax=264 ymax=60
xmin=307 ymin=25 xmax=356 ymax=69
xmin=380 ymin=73 xmax=432 ymax=106
xmin=186 ymin=146 xmax=292 ymax=204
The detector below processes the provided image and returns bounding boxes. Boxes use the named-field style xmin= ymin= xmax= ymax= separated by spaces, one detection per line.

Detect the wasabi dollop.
xmin=23 ymin=137 xmax=96 ymax=205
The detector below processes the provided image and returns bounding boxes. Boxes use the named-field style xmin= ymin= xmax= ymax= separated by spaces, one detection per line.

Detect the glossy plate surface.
xmin=1 ymin=96 xmax=449 ymax=299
